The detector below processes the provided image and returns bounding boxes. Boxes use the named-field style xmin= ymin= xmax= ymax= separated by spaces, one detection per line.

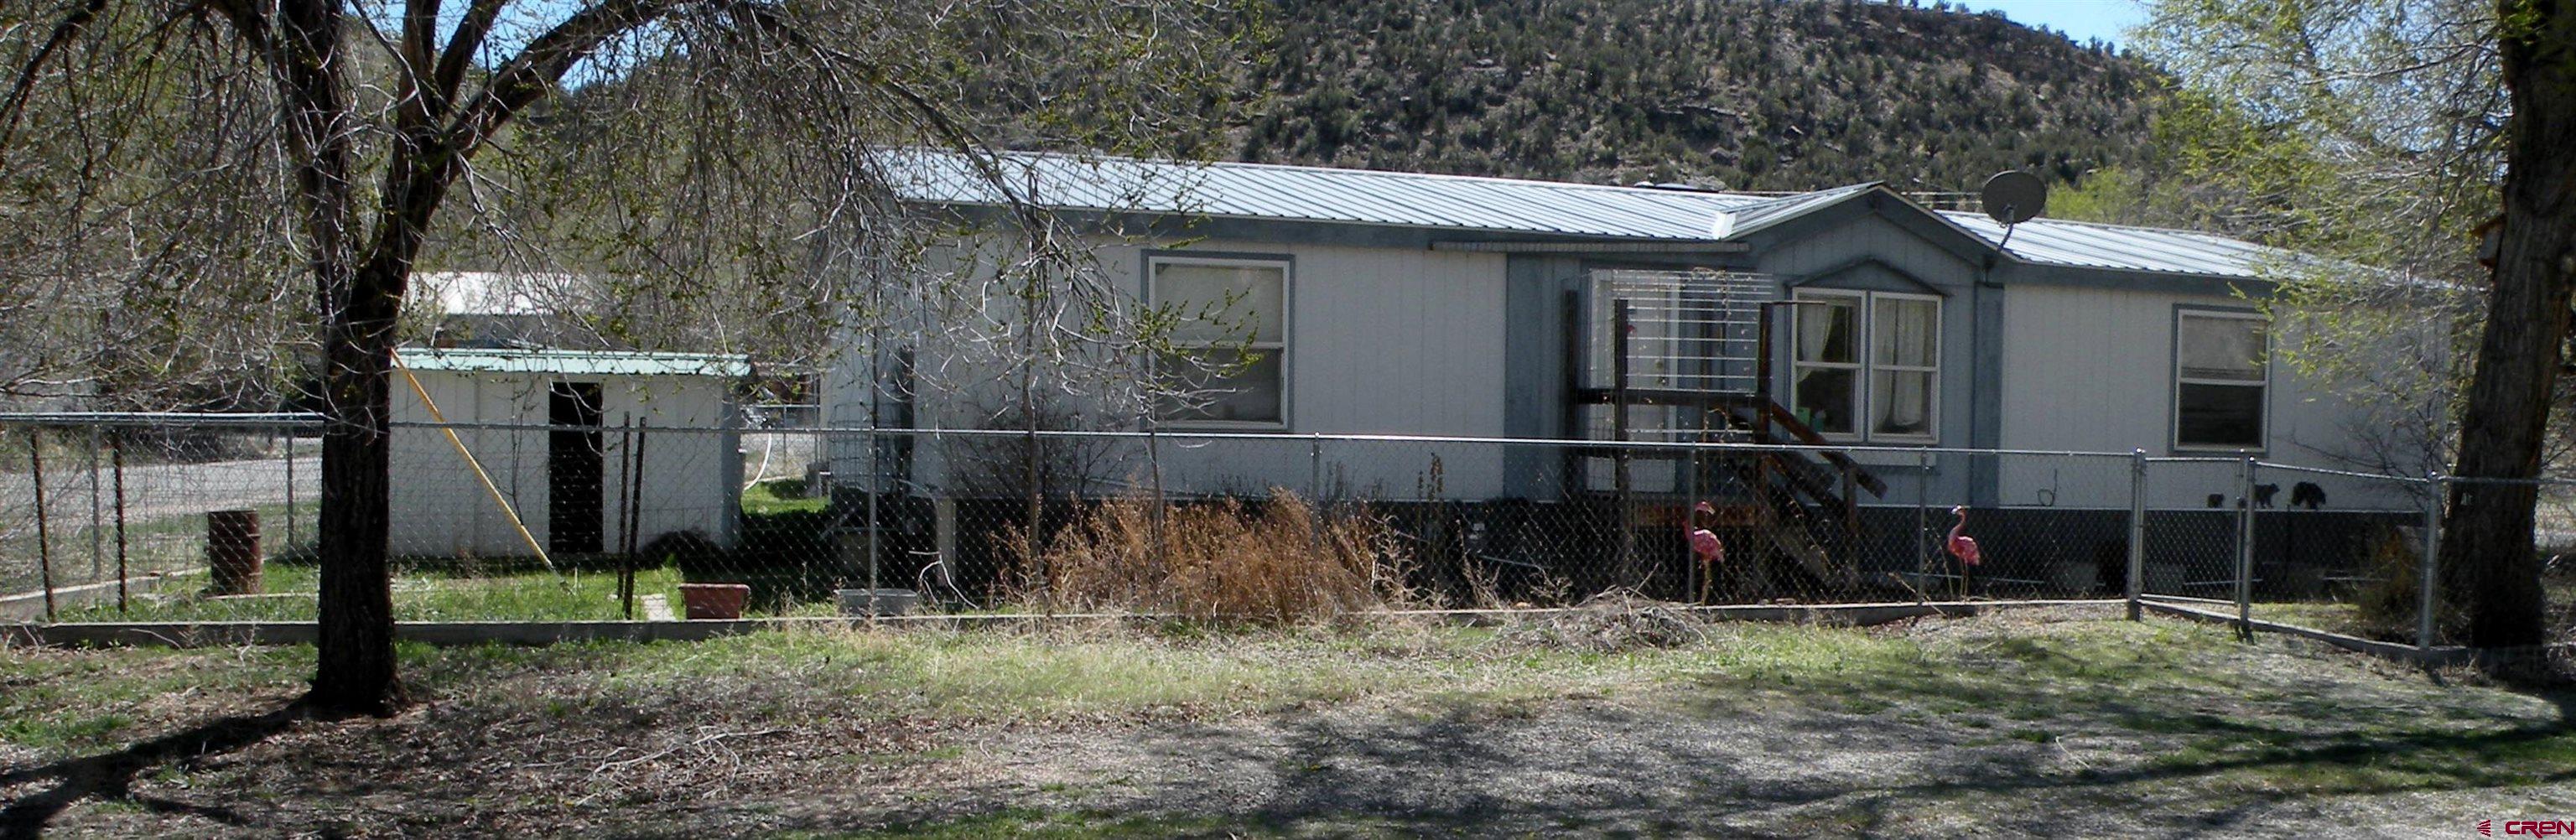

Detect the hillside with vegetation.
xmin=1233 ymin=0 xmax=2164 ymax=193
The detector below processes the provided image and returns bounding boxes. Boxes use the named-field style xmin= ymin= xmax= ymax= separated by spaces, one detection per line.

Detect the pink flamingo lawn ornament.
xmin=1689 ymin=501 xmax=1726 ymax=602
xmin=1946 ymin=505 xmax=1981 ymax=599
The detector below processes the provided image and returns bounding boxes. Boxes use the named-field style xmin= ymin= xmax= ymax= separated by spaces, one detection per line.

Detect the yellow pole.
xmin=392 ymin=352 xmax=555 ymax=570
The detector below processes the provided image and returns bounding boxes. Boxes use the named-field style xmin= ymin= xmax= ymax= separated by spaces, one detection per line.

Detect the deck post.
xmin=1612 ymin=300 xmax=1636 ymax=589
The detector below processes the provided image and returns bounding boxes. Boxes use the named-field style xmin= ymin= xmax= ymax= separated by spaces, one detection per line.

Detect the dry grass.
xmin=2350 ymin=523 xmax=2428 ymax=641
xmin=1013 ymin=490 xmax=1421 ymax=623
xmin=1498 ymin=589 xmax=1707 ymax=653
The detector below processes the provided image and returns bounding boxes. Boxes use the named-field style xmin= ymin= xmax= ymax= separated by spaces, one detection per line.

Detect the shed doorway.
xmin=548 ymin=381 xmax=605 ymax=553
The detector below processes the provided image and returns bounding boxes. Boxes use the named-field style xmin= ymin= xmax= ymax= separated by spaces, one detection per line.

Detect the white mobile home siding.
xmin=1997 ymin=283 xmax=2417 ymax=511
xmin=827 ymin=236 xmax=1515 ymax=500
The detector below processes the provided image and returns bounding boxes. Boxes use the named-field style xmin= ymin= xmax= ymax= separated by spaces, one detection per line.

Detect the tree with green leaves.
xmin=1 ymin=0 xmax=1250 ymax=714
xmin=2137 ymin=0 xmax=2573 ymax=650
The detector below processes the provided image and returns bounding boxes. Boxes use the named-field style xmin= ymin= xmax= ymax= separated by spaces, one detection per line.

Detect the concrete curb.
xmin=2135 ymin=598 xmax=2478 ymax=667
xmin=3 ymin=599 xmax=2127 ymax=649
xmin=0 ymin=568 xmax=201 ymax=622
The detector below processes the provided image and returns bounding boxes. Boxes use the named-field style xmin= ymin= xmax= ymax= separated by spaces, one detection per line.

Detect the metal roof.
xmin=888 ymin=150 xmax=2282 ymax=280
xmin=1937 ymin=212 xmax=2288 ymax=279
xmin=886 ymin=150 xmax=1768 ymax=241
xmin=1709 ymin=182 xmax=1881 ymax=239
xmin=396 ymin=348 xmax=751 ymax=378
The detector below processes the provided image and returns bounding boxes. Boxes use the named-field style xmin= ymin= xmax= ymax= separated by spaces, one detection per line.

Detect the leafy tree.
xmin=1 ymin=0 xmax=1248 ymax=713
xmin=2137 ymin=0 xmax=2574 ymax=650
xmin=2451 ymin=0 xmax=2576 ymax=651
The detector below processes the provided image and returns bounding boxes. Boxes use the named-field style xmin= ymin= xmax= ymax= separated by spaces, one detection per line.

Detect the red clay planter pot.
xmin=678 ymin=583 xmax=750 ymax=620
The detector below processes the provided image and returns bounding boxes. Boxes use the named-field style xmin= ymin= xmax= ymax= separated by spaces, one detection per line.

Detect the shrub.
xmin=2353 ymin=524 xmax=2443 ymax=643
xmin=641 ymin=529 xmax=725 ymax=578
xmin=1015 ymin=490 xmax=1419 ymax=623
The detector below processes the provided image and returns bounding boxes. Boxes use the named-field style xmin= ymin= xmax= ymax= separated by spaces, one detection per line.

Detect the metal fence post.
xmin=2127 ymin=449 xmax=2147 ymax=621
xmin=2235 ymin=452 xmax=2255 ymax=640
xmin=1148 ymin=425 xmax=1167 ymax=589
xmin=617 ymin=418 xmax=636 ymax=620
xmin=2418 ymin=472 xmax=2444 ymax=650
xmin=283 ymin=428 xmax=298 ymax=552
xmin=1309 ymin=433 xmax=1322 ymax=500
xmin=112 ymin=434 xmax=128 ymax=612
xmin=1684 ymin=428 xmax=1700 ymax=602
xmin=29 ymin=431 xmax=55 ymax=619
xmin=1915 ymin=449 xmax=1929 ymax=589
xmin=626 ymin=421 xmax=648 ymax=620
xmin=865 ymin=427 xmax=881 ymax=603
xmin=87 ymin=426 xmax=104 ymax=580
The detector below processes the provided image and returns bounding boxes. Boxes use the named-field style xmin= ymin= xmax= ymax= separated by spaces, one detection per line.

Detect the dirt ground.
xmin=4 ymin=608 xmax=2573 ymax=838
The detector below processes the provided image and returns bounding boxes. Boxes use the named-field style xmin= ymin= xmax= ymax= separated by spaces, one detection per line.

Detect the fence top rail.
xmin=2446 ymin=474 xmax=2576 ymax=487
xmin=9 ymin=413 xmax=2541 ymax=488
xmin=0 ymin=412 xmax=323 ymax=428
xmin=2252 ymin=460 xmax=2438 ymax=482
xmin=386 ymin=419 xmax=2169 ymax=460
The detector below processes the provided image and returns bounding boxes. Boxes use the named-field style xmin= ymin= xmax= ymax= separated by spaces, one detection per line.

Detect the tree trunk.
xmin=2438 ymin=0 xmax=2576 ymax=650
xmin=263 ymin=0 xmax=403 ymax=714
xmin=311 ymin=301 xmax=405 ymax=713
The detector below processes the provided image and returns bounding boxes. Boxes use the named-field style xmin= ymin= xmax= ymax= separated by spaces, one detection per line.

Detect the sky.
xmin=1945 ymin=1 xmax=2150 ymax=48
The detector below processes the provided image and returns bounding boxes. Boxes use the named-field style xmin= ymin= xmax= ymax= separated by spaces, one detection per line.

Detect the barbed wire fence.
xmin=1 ymin=412 xmax=2568 ymax=648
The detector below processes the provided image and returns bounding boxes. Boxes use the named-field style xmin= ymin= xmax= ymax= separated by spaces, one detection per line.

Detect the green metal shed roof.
xmin=395 ymin=348 xmax=752 ymax=378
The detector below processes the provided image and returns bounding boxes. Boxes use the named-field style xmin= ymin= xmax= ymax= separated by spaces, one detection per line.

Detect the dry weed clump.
xmin=2353 ymin=524 xmax=2434 ymax=642
xmin=1500 ymin=589 xmax=1707 ymax=653
xmin=1016 ymin=490 xmax=1420 ymax=623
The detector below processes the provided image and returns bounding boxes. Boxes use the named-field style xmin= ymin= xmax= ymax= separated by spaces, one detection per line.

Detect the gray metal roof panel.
xmin=886 ymin=151 xmax=2283 ymax=280
xmin=1710 ymin=182 xmax=1882 ymax=239
xmin=1937 ymin=212 xmax=2283 ymax=278
xmin=886 ymin=150 xmax=1765 ymax=241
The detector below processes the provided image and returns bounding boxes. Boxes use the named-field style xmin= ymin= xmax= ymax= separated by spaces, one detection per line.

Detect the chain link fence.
xmin=0 ymin=416 xmax=318 ymax=617
xmin=1 ymin=412 xmax=2567 ymax=645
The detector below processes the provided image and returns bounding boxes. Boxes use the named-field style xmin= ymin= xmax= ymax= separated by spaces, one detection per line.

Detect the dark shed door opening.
xmin=548 ymin=381 xmax=606 ymax=554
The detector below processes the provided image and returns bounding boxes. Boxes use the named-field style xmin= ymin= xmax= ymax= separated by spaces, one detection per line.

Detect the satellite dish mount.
xmin=1980 ymin=171 xmax=2048 ymax=248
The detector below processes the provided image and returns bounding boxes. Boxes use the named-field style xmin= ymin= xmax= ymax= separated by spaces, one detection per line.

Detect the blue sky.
xmin=1947 ymin=0 xmax=2148 ymax=48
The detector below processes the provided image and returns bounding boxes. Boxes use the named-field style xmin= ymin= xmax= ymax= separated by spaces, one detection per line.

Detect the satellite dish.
xmin=1980 ymin=171 xmax=2048 ymax=226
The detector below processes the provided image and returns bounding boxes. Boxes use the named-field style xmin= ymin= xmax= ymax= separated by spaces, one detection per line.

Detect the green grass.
xmin=1 ymin=500 xmax=309 ymax=594
xmin=7 ymin=614 xmax=2574 ymax=834
xmin=49 ymin=563 xmax=694 ymax=623
xmin=0 ymin=643 xmax=311 ymax=755
xmin=742 ymin=477 xmax=828 ymax=516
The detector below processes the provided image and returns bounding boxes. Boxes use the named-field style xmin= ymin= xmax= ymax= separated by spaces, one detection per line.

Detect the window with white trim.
xmin=1150 ymin=257 xmax=1288 ymax=427
xmin=1790 ymin=290 xmax=1940 ymax=441
xmin=2173 ymin=310 xmax=2267 ymax=449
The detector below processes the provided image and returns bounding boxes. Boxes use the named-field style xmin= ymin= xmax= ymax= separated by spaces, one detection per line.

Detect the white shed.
xmin=388 ymin=348 xmax=748 ymax=559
